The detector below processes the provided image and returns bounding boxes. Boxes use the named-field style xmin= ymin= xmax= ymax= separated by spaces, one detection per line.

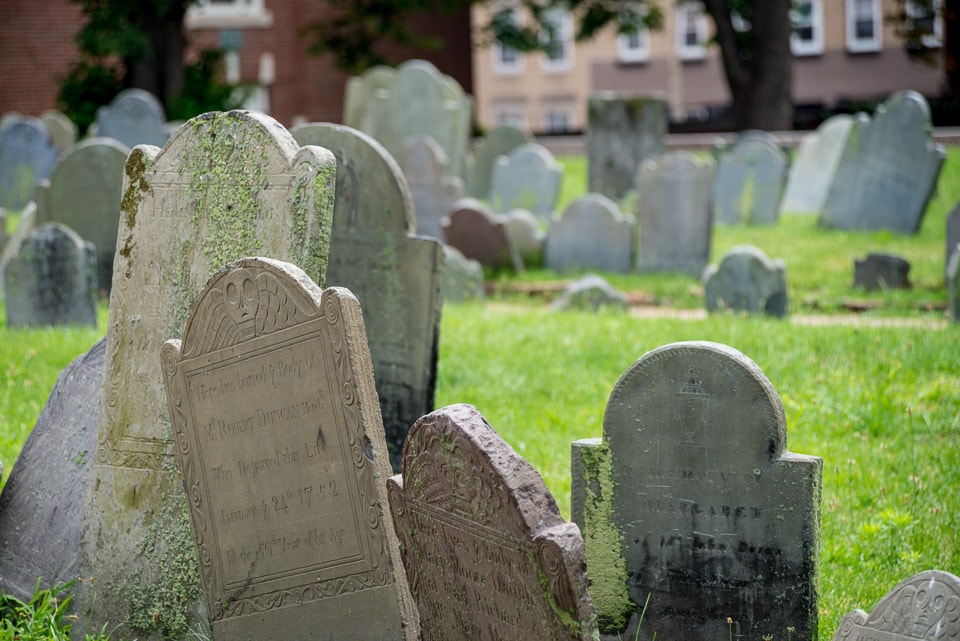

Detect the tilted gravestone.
xmin=466 ymin=124 xmax=531 ymax=199
xmin=160 ymin=257 xmax=416 ymax=641
xmin=292 ymin=122 xmax=444 ymax=473
xmin=779 ymin=115 xmax=853 ymax=215
xmin=637 ymin=151 xmax=714 ymax=275
xmin=95 ymin=88 xmax=170 ymax=149
xmin=713 ymin=135 xmax=787 ymax=226
xmin=587 ymin=92 xmax=667 ymax=201
xmin=34 ymin=137 xmax=130 ymax=293
xmin=0 ymin=117 xmax=60 ymax=211
xmin=489 ymin=143 xmax=563 ymax=222
xmin=703 ymin=245 xmax=788 ymax=318
xmin=388 ymin=403 xmax=598 ymax=641
xmin=545 ymin=194 xmax=633 ymax=274
xmin=2 ymin=222 xmax=97 ymax=328
xmin=832 ymin=570 xmax=960 ymax=641
xmin=442 ymin=198 xmax=523 ymax=271
xmin=854 ymin=253 xmax=911 ymax=291
xmin=0 ymin=337 xmax=104 ymax=603
xmin=821 ymin=91 xmax=945 ymax=234
xmin=77 ymin=110 xmax=336 ymax=641
xmin=397 ymin=134 xmax=465 ymax=241
xmin=571 ymin=341 xmax=822 ymax=640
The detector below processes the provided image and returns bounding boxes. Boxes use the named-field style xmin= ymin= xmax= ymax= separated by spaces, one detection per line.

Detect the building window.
xmin=492 ymin=8 xmax=526 ymax=74
xmin=541 ymin=7 xmax=574 ymax=72
xmin=791 ymin=0 xmax=823 ymax=56
xmin=493 ymin=101 xmax=528 ymax=129
xmin=618 ymin=27 xmax=650 ymax=63
xmin=676 ymin=2 xmax=708 ymax=61
xmin=846 ymin=0 xmax=881 ymax=52
xmin=541 ymin=102 xmax=575 ymax=133
xmin=185 ymin=0 xmax=273 ymax=29
xmin=906 ymin=0 xmax=942 ymax=48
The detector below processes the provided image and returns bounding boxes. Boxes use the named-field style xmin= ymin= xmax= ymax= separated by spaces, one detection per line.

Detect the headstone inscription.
xmin=387 ymin=403 xmax=598 ymax=641
xmin=832 ymin=570 xmax=960 ymax=641
xmin=712 ymin=135 xmax=787 ymax=226
xmin=466 ymin=124 xmax=531 ymax=199
xmin=442 ymin=198 xmax=523 ymax=271
xmin=820 ymin=91 xmax=945 ymax=234
xmin=95 ymin=88 xmax=170 ymax=149
xmin=160 ymin=257 xmax=415 ymax=641
xmin=0 ymin=338 xmax=104 ymax=603
xmin=77 ymin=110 xmax=336 ymax=641
xmin=0 ymin=117 xmax=60 ymax=211
xmin=703 ymin=245 xmax=788 ymax=318
xmin=488 ymin=143 xmax=563 ymax=222
xmin=571 ymin=341 xmax=822 ymax=641
xmin=292 ymin=122 xmax=444 ymax=473
xmin=397 ymin=134 xmax=465 ymax=241
xmin=545 ymin=194 xmax=633 ymax=274
xmin=779 ymin=115 xmax=853 ymax=215
xmin=2 ymin=222 xmax=97 ymax=328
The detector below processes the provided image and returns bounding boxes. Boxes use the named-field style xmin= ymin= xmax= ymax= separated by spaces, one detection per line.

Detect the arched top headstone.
xmin=0 ymin=117 xmax=60 ymax=210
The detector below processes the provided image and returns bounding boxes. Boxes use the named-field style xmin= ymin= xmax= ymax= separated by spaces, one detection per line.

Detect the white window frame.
xmin=906 ymin=0 xmax=943 ymax=48
xmin=618 ymin=27 xmax=651 ymax=63
xmin=540 ymin=102 xmax=576 ymax=133
xmin=185 ymin=0 xmax=273 ymax=29
xmin=846 ymin=0 xmax=882 ymax=52
xmin=540 ymin=7 xmax=574 ymax=72
xmin=676 ymin=2 xmax=708 ymax=61
xmin=493 ymin=101 xmax=528 ymax=130
xmin=791 ymin=0 xmax=824 ymax=56
xmin=492 ymin=8 xmax=526 ymax=74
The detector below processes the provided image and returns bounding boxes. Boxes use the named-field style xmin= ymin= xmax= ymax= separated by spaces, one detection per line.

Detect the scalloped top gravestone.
xmin=571 ymin=341 xmax=822 ymax=641
xmin=832 ymin=570 xmax=960 ymax=641
xmin=95 ymin=88 xmax=170 ymax=149
xmin=388 ymin=404 xmax=598 ymax=641
xmin=703 ymin=245 xmax=788 ymax=317
xmin=466 ymin=124 xmax=530 ymax=198
xmin=545 ymin=194 xmax=633 ymax=273
xmin=160 ymin=258 xmax=415 ymax=641
xmin=77 ymin=110 xmax=336 ymax=641
xmin=637 ymin=151 xmax=715 ymax=275
xmin=779 ymin=115 xmax=853 ymax=215
xmin=292 ymin=122 xmax=444 ymax=473
xmin=398 ymin=134 xmax=465 ymax=240
xmin=0 ymin=117 xmax=60 ymax=211
xmin=489 ymin=143 xmax=563 ymax=222
xmin=821 ymin=91 xmax=945 ymax=234
xmin=713 ymin=135 xmax=787 ymax=226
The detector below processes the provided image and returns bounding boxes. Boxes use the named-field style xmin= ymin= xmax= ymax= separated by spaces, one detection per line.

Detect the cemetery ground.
xmin=0 ymin=147 xmax=959 ymax=641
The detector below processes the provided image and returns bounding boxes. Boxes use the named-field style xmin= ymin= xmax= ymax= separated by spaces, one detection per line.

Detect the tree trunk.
xmin=945 ymin=0 xmax=960 ymax=95
xmin=126 ymin=6 xmax=188 ymax=114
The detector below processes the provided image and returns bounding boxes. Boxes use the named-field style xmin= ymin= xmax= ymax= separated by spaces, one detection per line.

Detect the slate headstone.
xmin=398 ymin=134 xmax=465 ymax=241
xmin=466 ymin=124 xmax=531 ymax=199
xmin=442 ymin=198 xmax=523 ymax=271
xmin=95 ymin=88 xmax=170 ymax=149
xmin=713 ymin=135 xmax=787 ymax=226
xmin=441 ymin=244 xmax=485 ymax=304
xmin=160 ymin=257 xmax=415 ymax=641
xmin=854 ymin=253 xmax=911 ymax=291
xmin=703 ymin=245 xmax=788 ymax=317
xmin=292 ymin=122 xmax=444 ymax=473
xmin=77 ymin=110 xmax=336 ymax=641
xmin=388 ymin=403 xmax=598 ymax=641
xmin=779 ymin=115 xmax=853 ymax=215
xmin=489 ymin=143 xmax=563 ymax=222
xmin=587 ymin=93 xmax=667 ymax=201
xmin=637 ymin=151 xmax=714 ymax=275
xmin=0 ymin=117 xmax=60 ymax=211
xmin=571 ymin=341 xmax=822 ymax=641
xmin=545 ymin=194 xmax=633 ymax=274
xmin=3 ymin=222 xmax=97 ymax=328
xmin=0 ymin=337 xmax=104 ymax=603
xmin=821 ymin=91 xmax=945 ymax=234
xmin=550 ymin=274 xmax=628 ymax=312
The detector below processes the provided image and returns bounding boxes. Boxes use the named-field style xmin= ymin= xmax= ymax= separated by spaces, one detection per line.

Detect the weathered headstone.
xmin=587 ymin=92 xmax=667 ymax=201
xmin=703 ymin=245 xmax=788 ymax=317
xmin=0 ymin=337 xmax=104 ymax=603
xmin=292 ymin=122 xmax=444 ymax=473
xmin=77 ymin=110 xmax=336 ymax=641
xmin=551 ymin=274 xmax=628 ymax=312
xmin=713 ymin=135 xmax=787 ymax=226
xmin=397 ymin=134 xmax=465 ymax=240
xmin=160 ymin=257 xmax=416 ymax=641
xmin=466 ymin=124 xmax=531 ymax=198
xmin=780 ymin=115 xmax=853 ymax=215
xmin=821 ymin=91 xmax=945 ymax=234
xmin=442 ymin=198 xmax=523 ymax=271
xmin=95 ymin=88 xmax=170 ymax=149
xmin=545 ymin=194 xmax=633 ymax=273
xmin=34 ymin=137 xmax=130 ymax=293
xmin=854 ymin=253 xmax=911 ymax=291
xmin=442 ymin=244 xmax=485 ymax=304
xmin=637 ymin=151 xmax=714 ymax=275
xmin=3 ymin=222 xmax=97 ymax=328
xmin=0 ymin=117 xmax=60 ymax=211
xmin=489 ymin=143 xmax=563 ymax=222
xmin=40 ymin=109 xmax=78 ymax=155
xmin=571 ymin=341 xmax=822 ymax=641
xmin=832 ymin=570 xmax=960 ymax=641
xmin=388 ymin=403 xmax=598 ymax=641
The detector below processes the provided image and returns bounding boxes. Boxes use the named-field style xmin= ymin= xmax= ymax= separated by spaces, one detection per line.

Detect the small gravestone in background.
xmin=551 ymin=274 xmax=628 ymax=313
xmin=442 ymin=245 xmax=485 ymax=304
xmin=292 ymin=122 xmax=444 ymax=473
xmin=821 ymin=91 xmax=945 ymax=234
xmin=466 ymin=124 xmax=531 ymax=198
xmin=95 ymin=88 xmax=170 ymax=149
xmin=0 ymin=117 xmax=60 ymax=211
xmin=343 ymin=65 xmax=396 ymax=134
xmin=489 ymin=143 xmax=563 ymax=222
xmin=703 ymin=245 xmax=788 ymax=317
xmin=572 ymin=341 xmax=822 ymax=641
xmin=397 ymin=134 xmax=465 ymax=241
xmin=0 ymin=337 xmax=104 ymax=603
xmin=948 ymin=247 xmax=960 ymax=322
xmin=388 ymin=404 xmax=598 ymax=641
xmin=161 ymin=258 xmax=416 ymax=641
xmin=3 ymin=223 xmax=96 ymax=328
xmin=946 ymin=200 xmax=960 ymax=279
xmin=40 ymin=109 xmax=78 ymax=155
xmin=832 ymin=570 xmax=960 ymax=641
xmin=854 ymin=253 xmax=911 ymax=291
xmin=503 ymin=208 xmax=545 ymax=266
xmin=713 ymin=135 xmax=787 ymax=226
xmin=545 ymin=194 xmax=633 ymax=274
xmin=587 ymin=92 xmax=667 ymax=201
xmin=780 ymin=115 xmax=853 ymax=215
xmin=0 ymin=203 xmax=36 ymax=286
xmin=443 ymin=198 xmax=523 ymax=271
xmin=637 ymin=151 xmax=714 ymax=275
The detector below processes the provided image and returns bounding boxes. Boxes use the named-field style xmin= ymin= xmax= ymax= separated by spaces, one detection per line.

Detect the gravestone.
xmin=40 ymin=109 xmax=78 ymax=155
xmin=821 ymin=91 xmax=945 ymax=234
xmin=703 ymin=245 xmax=788 ymax=317
xmin=34 ymin=137 xmax=130 ymax=293
xmin=397 ymin=134 xmax=465 ymax=240
xmin=0 ymin=337 xmax=104 ymax=603
xmin=343 ymin=65 xmax=396 ymax=134
xmin=779 ymin=115 xmax=853 ymax=215
xmin=832 ymin=570 xmax=960 ymax=641
xmin=571 ymin=341 xmax=822 ymax=641
xmin=3 ymin=222 xmax=97 ymax=328
xmin=160 ymin=257 xmax=415 ymax=641
xmin=466 ymin=124 xmax=531 ymax=199
xmin=442 ymin=198 xmax=523 ymax=271
xmin=948 ymin=247 xmax=960 ymax=322
xmin=0 ymin=117 xmax=60 ymax=211
xmin=0 ymin=203 xmax=36 ymax=284
xmin=551 ymin=274 xmax=628 ymax=312
xmin=95 ymin=88 xmax=170 ymax=149
xmin=442 ymin=245 xmax=485 ymax=304
xmin=587 ymin=93 xmax=667 ymax=201
xmin=292 ymin=122 xmax=444 ymax=473
xmin=945 ymin=200 xmax=960 ymax=279
xmin=489 ymin=143 xmax=563 ymax=222
xmin=713 ymin=135 xmax=787 ymax=226
xmin=854 ymin=253 xmax=911 ymax=291
xmin=637 ymin=151 xmax=714 ymax=275
xmin=77 ymin=110 xmax=336 ymax=641
xmin=503 ymin=208 xmax=545 ymax=266
xmin=387 ymin=403 xmax=598 ymax=641
xmin=545 ymin=194 xmax=633 ymax=274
